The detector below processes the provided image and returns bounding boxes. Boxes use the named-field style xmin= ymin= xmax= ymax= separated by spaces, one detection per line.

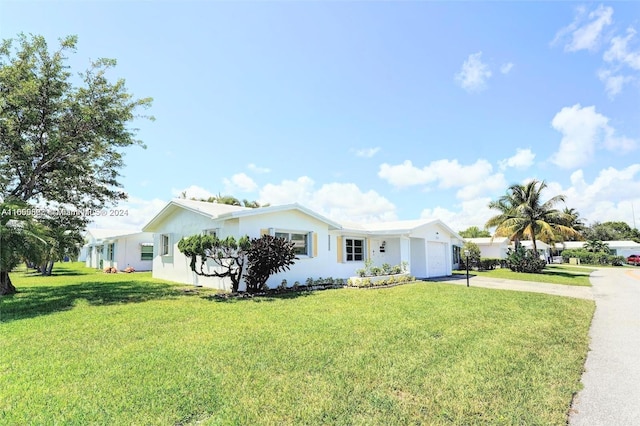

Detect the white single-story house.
xmin=83 ymin=229 xmax=154 ymax=271
xmin=141 ymin=199 xmax=464 ymax=291
xmin=554 ymin=240 xmax=640 ymax=258
xmin=466 ymin=237 xmax=552 ymax=261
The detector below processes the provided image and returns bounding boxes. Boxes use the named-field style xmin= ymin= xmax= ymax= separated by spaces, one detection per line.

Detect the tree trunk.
xmin=0 ymin=270 xmax=16 ymax=295
xmin=47 ymin=260 xmax=55 ymax=275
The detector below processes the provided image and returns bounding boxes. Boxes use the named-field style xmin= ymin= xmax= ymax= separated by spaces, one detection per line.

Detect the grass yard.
xmin=1 ymin=263 xmax=594 ymax=425
xmin=454 ymin=264 xmax=596 ymax=286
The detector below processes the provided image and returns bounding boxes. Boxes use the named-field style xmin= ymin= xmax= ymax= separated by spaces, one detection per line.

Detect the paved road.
xmin=569 ymin=267 xmax=640 ymax=425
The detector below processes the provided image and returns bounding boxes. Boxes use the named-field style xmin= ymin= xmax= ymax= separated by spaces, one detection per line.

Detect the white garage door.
xmin=427 ymin=242 xmax=448 ymax=277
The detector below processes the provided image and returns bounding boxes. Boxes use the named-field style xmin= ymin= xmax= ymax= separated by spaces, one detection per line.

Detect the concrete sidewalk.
xmin=569 ymin=267 xmax=640 ymax=425
xmin=427 ymin=274 xmax=594 ymax=300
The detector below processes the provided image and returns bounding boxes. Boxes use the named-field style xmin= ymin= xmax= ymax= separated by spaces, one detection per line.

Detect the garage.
xmin=427 ymin=242 xmax=448 ymax=277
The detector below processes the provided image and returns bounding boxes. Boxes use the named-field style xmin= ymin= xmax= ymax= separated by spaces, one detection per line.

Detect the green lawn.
xmin=454 ymin=264 xmax=596 ymax=286
xmin=1 ymin=263 xmax=594 ymax=425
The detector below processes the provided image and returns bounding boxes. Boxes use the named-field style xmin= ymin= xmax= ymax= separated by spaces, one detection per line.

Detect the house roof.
xmin=84 ymin=228 xmax=144 ymax=242
xmin=142 ymin=199 xmax=250 ymax=232
xmin=340 ymin=218 xmax=464 ymax=240
xmin=465 ymin=237 xmax=510 ymax=245
xmin=142 ymin=199 xmax=342 ymax=232
xmin=466 ymin=237 xmax=550 ymax=249
xmin=217 ymin=203 xmax=342 ymax=230
xmin=555 ymin=240 xmax=640 ymax=249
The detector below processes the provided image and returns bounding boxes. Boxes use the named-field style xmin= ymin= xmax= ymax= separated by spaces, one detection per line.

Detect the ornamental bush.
xmin=505 ymin=246 xmax=546 ymax=273
xmin=478 ymin=258 xmax=501 ymax=271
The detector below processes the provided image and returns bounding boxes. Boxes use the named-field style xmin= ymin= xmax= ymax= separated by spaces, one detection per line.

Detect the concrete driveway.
xmin=428 ymin=273 xmax=594 ymax=300
xmin=569 ymin=267 xmax=640 ymax=425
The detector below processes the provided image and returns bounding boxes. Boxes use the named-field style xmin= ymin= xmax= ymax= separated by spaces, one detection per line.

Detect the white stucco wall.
xmin=84 ymin=232 xmax=153 ymax=271
xmin=150 ymin=208 xmax=353 ymax=290
xmin=102 ymin=233 xmax=153 ymax=271
xmin=147 ymin=205 xmax=462 ymax=290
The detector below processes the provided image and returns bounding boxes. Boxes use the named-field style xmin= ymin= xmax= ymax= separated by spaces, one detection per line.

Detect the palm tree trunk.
xmin=531 ymin=235 xmax=538 ymax=254
xmin=0 ymin=270 xmax=16 ymax=295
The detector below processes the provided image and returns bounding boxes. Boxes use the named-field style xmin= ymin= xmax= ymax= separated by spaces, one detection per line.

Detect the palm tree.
xmin=0 ymin=198 xmax=48 ymax=294
xmin=561 ymin=207 xmax=586 ymax=240
xmin=583 ymin=239 xmax=610 ymax=253
xmin=486 ymin=180 xmax=581 ymax=253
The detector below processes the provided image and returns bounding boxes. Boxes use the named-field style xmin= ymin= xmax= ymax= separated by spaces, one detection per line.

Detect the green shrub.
xmin=479 ymin=258 xmax=501 ymax=271
xmin=506 ymin=246 xmax=546 ymax=273
xmin=611 ymin=256 xmax=626 ymax=266
xmin=370 ymin=266 xmax=383 ymax=276
xmin=561 ymin=249 xmax=626 ymax=266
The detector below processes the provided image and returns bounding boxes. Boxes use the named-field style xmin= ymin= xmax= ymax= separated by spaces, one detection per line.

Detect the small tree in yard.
xmin=177 ymin=235 xmax=250 ymax=293
xmin=244 ymin=235 xmax=298 ymax=293
xmin=461 ymin=241 xmax=481 ymax=269
xmin=178 ymin=234 xmax=298 ymax=294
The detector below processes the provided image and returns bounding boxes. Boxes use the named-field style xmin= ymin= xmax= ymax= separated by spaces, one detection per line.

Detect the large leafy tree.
xmin=0 ymin=33 xmax=152 ymax=293
xmin=583 ymin=221 xmax=640 ymax=243
xmin=486 ymin=180 xmax=581 ymax=254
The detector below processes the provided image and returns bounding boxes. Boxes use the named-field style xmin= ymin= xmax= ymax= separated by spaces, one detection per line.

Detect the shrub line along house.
xmin=142 ymin=199 xmax=464 ymax=291
xmin=83 ymin=229 xmax=154 ymax=271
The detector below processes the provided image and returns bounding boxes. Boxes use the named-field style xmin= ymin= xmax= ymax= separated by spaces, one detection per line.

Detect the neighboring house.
xmin=83 ymin=229 xmax=154 ymax=271
xmin=554 ymin=240 xmax=640 ymax=258
xmin=466 ymin=237 xmax=552 ymax=261
xmin=141 ymin=199 xmax=464 ymax=291
xmin=466 ymin=237 xmax=510 ymax=259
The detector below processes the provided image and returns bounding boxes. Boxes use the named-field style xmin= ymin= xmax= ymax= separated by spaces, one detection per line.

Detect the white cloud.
xmin=500 ymin=62 xmax=514 ymax=74
xmin=557 ymin=165 xmax=640 ymax=225
xmin=550 ymin=104 xmax=637 ymax=169
xmin=259 ymin=177 xmax=396 ymax=223
xmin=378 ymin=158 xmax=501 ymax=197
xmin=455 ymin=52 xmax=492 ymax=92
xmin=553 ymin=4 xmax=613 ymax=52
xmin=598 ymin=27 xmax=640 ymax=97
xmin=223 ymin=173 xmax=258 ymax=193
xmin=171 ymin=185 xmax=215 ymax=200
xmin=499 ymin=148 xmax=535 ymax=170
xmin=597 ymin=69 xmax=633 ymax=98
xmin=247 ymin=163 xmax=271 ymax=174
xmin=87 ymin=196 xmax=167 ymax=230
xmin=378 ymin=160 xmax=434 ymax=188
xmin=312 ymin=183 xmax=397 ymax=223
xmin=352 ymin=147 xmax=381 ymax=158
xmin=260 ymin=176 xmax=316 ymax=206
xmin=603 ymin=27 xmax=640 ymax=70
xmin=455 ymin=173 xmax=507 ymax=201
xmin=420 ymin=197 xmax=495 ymax=234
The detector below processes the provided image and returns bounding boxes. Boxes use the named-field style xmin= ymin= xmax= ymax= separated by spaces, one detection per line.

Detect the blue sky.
xmin=3 ymin=1 xmax=640 ymax=232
